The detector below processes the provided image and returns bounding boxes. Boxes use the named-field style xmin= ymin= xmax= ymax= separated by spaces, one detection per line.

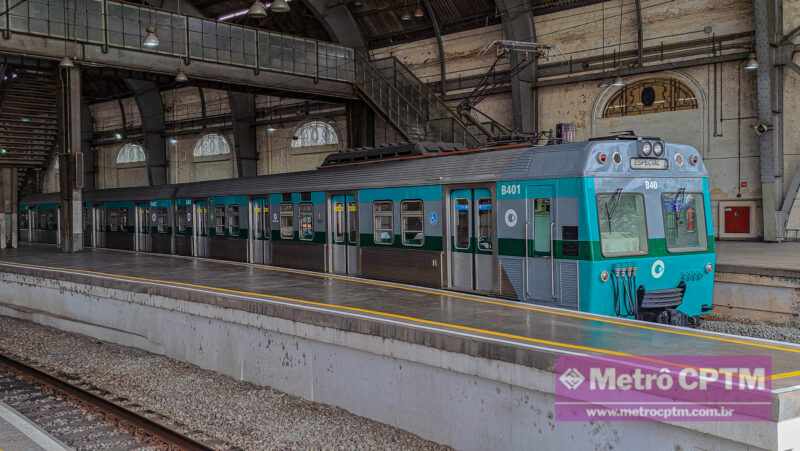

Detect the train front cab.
xmin=581 ymin=140 xmax=715 ymax=324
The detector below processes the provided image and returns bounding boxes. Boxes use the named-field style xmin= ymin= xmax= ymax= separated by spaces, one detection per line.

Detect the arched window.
xmin=193 ymin=133 xmax=231 ymax=157
xmin=602 ymin=78 xmax=698 ymax=118
xmin=291 ymin=121 xmax=338 ymax=148
xmin=116 ymin=143 xmax=146 ymax=164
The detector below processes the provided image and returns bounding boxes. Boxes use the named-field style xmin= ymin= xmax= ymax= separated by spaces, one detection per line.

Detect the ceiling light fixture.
xmin=271 ymin=0 xmax=290 ymax=13
xmin=247 ymin=0 xmax=268 ymax=18
xmin=175 ymin=69 xmax=189 ymax=83
xmin=59 ymin=56 xmax=75 ymax=68
xmin=744 ymin=54 xmax=759 ymax=71
xmin=143 ymin=27 xmax=160 ymax=48
xmin=401 ymin=11 xmax=411 ymax=21
xmin=414 ymin=2 xmax=424 ymax=18
xmin=611 ymin=76 xmax=626 ymax=87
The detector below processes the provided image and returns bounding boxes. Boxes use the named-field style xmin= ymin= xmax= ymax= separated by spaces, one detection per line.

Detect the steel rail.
xmin=0 ymin=352 xmax=215 ymax=451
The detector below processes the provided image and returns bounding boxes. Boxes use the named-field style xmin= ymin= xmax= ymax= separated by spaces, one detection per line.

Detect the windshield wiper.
xmin=671 ymin=188 xmax=687 ymax=229
xmin=605 ymin=188 xmax=624 ymax=231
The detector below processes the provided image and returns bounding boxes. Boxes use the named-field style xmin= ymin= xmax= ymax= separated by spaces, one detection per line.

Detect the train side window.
xmin=347 ymin=202 xmax=359 ymax=244
xmin=157 ymin=208 xmax=169 ymax=234
xmin=454 ymin=198 xmax=470 ymax=250
xmin=214 ymin=206 xmax=226 ymax=235
xmin=228 ymin=205 xmax=241 ymax=236
xmin=177 ymin=206 xmax=190 ymax=233
xmin=334 ymin=202 xmax=345 ymax=243
xmin=373 ymin=201 xmax=394 ymax=245
xmin=533 ymin=199 xmax=551 ymax=254
xmin=280 ymin=204 xmax=295 ymax=239
xmin=477 ymin=199 xmax=493 ymax=251
xmin=109 ymin=210 xmax=119 ymax=232
xmin=120 ymin=209 xmax=129 ymax=231
xmin=299 ymin=203 xmax=314 ymax=241
xmin=401 ymin=200 xmax=424 ymax=247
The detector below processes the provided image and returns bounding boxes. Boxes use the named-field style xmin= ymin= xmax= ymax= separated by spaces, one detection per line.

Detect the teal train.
xmin=19 ymin=136 xmax=715 ymax=325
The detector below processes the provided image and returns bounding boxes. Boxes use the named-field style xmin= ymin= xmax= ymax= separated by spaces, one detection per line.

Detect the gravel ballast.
xmin=698 ymin=317 xmax=800 ymax=344
xmin=0 ymin=315 xmax=448 ymax=451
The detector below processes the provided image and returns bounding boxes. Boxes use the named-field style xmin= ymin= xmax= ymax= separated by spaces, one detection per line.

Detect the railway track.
xmin=0 ymin=352 xmax=220 ymax=451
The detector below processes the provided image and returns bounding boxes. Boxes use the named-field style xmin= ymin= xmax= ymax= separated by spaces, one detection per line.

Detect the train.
xmin=18 ymin=136 xmax=715 ymax=325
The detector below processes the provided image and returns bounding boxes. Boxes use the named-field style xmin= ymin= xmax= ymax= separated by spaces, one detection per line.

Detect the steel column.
xmin=495 ymin=0 xmax=537 ymax=134
xmin=753 ymin=0 xmax=784 ymax=241
xmin=57 ymin=65 xmax=84 ymax=253
xmin=0 ymin=168 xmax=18 ymax=249
xmin=125 ymin=79 xmax=167 ymax=186
xmin=229 ymin=91 xmax=258 ymax=178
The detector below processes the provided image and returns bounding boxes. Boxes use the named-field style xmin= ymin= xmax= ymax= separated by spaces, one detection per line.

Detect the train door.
xmin=329 ymin=193 xmax=359 ymax=275
xmin=135 ymin=203 xmax=152 ymax=252
xmin=525 ymin=185 xmax=555 ymax=302
xmin=94 ymin=206 xmax=106 ymax=248
xmin=175 ymin=200 xmax=193 ymax=256
xmin=251 ymin=197 xmax=271 ymax=265
xmin=193 ymin=199 xmax=209 ymax=257
xmin=449 ymin=187 xmax=497 ymax=293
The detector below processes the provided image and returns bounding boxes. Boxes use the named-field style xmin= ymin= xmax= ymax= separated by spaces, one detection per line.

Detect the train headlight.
xmin=705 ymin=263 xmax=713 ymax=273
xmin=596 ymin=152 xmax=608 ymax=165
xmin=600 ymin=270 xmax=609 ymax=283
xmin=653 ymin=142 xmax=664 ymax=156
xmin=640 ymin=141 xmax=652 ymax=156
xmin=689 ymin=154 xmax=699 ymax=166
xmin=674 ymin=153 xmax=684 ymax=167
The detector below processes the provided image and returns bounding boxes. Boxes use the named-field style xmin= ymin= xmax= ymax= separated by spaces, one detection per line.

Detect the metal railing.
xmin=355 ymin=52 xmax=480 ymax=146
xmin=1 ymin=0 xmax=355 ymax=82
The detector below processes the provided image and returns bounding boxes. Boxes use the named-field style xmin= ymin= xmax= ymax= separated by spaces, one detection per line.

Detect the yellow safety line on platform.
xmin=2 ymin=259 xmax=800 ymax=382
xmin=87 ymin=247 xmax=800 ymax=359
xmin=204 ymin=257 xmax=800 ymax=358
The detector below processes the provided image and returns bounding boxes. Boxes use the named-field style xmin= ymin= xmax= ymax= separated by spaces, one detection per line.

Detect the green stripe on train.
xmin=498 ymin=236 xmax=715 ymax=260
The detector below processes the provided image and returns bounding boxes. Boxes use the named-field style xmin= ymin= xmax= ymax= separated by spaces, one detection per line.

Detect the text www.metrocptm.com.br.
xmin=583 ymin=405 xmax=737 ymax=419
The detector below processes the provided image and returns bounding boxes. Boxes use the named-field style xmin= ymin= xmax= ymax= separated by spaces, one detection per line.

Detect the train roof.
xmin=21 ymin=139 xmax=707 ymax=203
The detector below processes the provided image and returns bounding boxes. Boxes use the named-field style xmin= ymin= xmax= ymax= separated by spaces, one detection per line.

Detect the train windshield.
xmin=661 ymin=191 xmax=707 ymax=252
xmin=597 ymin=192 xmax=648 ymax=257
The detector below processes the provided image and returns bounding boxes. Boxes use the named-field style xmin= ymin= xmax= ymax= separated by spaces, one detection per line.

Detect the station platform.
xmin=714 ymin=241 xmax=800 ymax=322
xmin=0 ymin=245 xmax=798 ymax=388
xmin=0 ymin=245 xmax=798 ymax=450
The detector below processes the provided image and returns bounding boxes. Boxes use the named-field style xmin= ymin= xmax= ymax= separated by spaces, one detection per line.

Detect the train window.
xmin=597 ymin=192 xmax=648 ymax=257
xmin=454 ymin=198 xmax=470 ymax=250
xmin=533 ymin=199 xmax=551 ymax=254
xmin=280 ymin=204 xmax=295 ymax=239
xmin=214 ymin=206 xmax=226 ymax=235
xmin=120 ymin=209 xmax=129 ymax=231
xmin=228 ymin=205 xmax=240 ymax=236
xmin=401 ymin=200 xmax=424 ymax=247
xmin=299 ymin=203 xmax=314 ymax=241
xmin=46 ymin=212 xmax=56 ymax=230
xmin=177 ymin=206 xmax=191 ymax=233
xmin=373 ymin=201 xmax=394 ymax=245
xmin=19 ymin=212 xmax=28 ymax=229
xmin=477 ymin=199 xmax=493 ymax=251
xmin=661 ymin=192 xmax=707 ymax=252
xmin=157 ymin=209 xmax=169 ymax=234
xmin=334 ymin=202 xmax=345 ymax=243
xmin=347 ymin=202 xmax=359 ymax=244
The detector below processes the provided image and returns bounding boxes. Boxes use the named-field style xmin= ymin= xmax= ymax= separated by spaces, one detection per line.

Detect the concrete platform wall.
xmin=0 ymin=271 xmax=787 ymax=451
xmin=714 ymin=272 xmax=800 ymax=324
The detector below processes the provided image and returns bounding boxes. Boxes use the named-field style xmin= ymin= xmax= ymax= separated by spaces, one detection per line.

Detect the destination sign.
xmin=630 ymin=158 xmax=668 ymax=170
